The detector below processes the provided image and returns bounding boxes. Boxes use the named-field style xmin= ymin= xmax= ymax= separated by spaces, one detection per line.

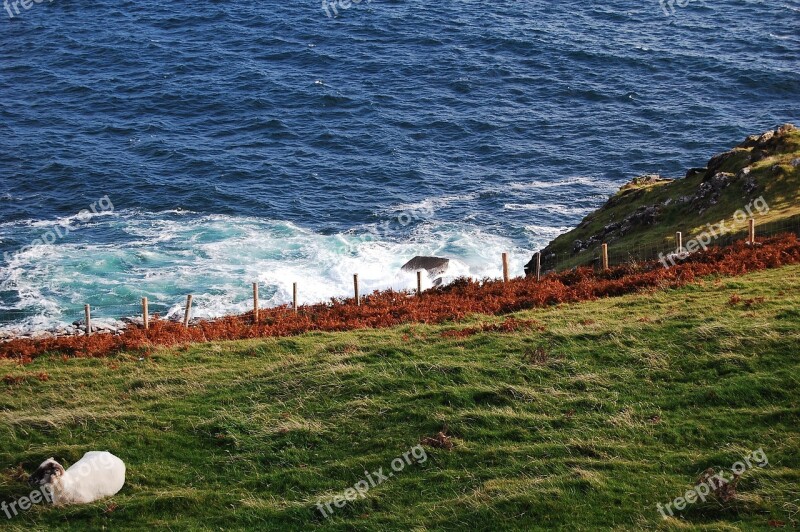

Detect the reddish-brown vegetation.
xmin=0 ymin=372 xmax=48 ymax=385
xmin=1 ymin=234 xmax=799 ymax=363
xmin=728 ymin=294 xmax=742 ymax=306
xmin=728 ymin=294 xmax=767 ymax=308
xmin=698 ymin=467 xmax=741 ymax=503
xmin=421 ymin=431 xmax=455 ymax=450
xmin=2 ymin=375 xmax=26 ymax=385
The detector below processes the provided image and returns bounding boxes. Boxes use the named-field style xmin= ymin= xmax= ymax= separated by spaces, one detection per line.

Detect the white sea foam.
xmin=0 ymin=212 xmax=540 ymax=332
xmin=504 ymin=203 xmax=594 ymax=216
xmin=0 ymin=208 xmax=119 ymax=230
xmin=507 ymin=176 xmax=618 ymax=193
xmin=524 ymin=224 xmax=573 ymax=238
xmin=386 ymin=178 xmax=616 ymax=216
xmin=387 ymin=193 xmax=481 ymax=214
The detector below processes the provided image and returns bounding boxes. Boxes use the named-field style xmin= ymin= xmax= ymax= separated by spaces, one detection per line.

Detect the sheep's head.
xmin=29 ymin=458 xmax=65 ymax=487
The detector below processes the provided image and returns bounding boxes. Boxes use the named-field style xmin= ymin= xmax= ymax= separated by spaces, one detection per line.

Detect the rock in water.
xmin=401 ymin=256 xmax=451 ymax=285
xmin=401 ymin=256 xmax=450 ymax=277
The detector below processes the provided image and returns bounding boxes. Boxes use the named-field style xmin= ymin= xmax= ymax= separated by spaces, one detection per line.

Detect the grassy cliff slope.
xmin=1 ymin=264 xmax=798 ymax=531
xmin=531 ymin=124 xmax=800 ymax=272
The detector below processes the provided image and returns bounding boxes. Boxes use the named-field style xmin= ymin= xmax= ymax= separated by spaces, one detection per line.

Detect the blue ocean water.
xmin=1 ymin=0 xmax=798 ymax=330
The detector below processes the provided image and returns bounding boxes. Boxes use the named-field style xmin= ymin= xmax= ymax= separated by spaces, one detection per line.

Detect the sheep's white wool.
xmin=35 ymin=451 xmax=125 ymax=505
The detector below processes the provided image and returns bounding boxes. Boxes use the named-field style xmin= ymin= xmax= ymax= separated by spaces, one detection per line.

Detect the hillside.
xmin=528 ymin=124 xmax=800 ymax=273
xmin=1 ymin=264 xmax=798 ymax=530
xmin=3 ymin=235 xmax=798 ymax=361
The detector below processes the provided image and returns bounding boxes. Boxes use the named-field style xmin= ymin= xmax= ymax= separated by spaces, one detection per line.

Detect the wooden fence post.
xmin=84 ymin=304 xmax=91 ymax=336
xmin=748 ymin=218 xmax=755 ymax=245
xmin=253 ymin=283 xmax=259 ymax=323
xmin=354 ymin=274 xmax=360 ymax=306
xmin=417 ymin=271 xmax=422 ymax=296
xmin=676 ymin=232 xmax=683 ymax=253
xmin=142 ymin=297 xmax=149 ymax=330
xmin=601 ymin=243 xmax=609 ymax=271
xmin=183 ymin=295 xmax=193 ymax=328
xmin=535 ymin=252 xmax=541 ymax=282
xmin=293 ymin=282 xmax=298 ymax=313
xmin=502 ymin=253 xmax=509 ymax=283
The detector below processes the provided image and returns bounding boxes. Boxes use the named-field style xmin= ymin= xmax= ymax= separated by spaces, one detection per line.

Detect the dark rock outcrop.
xmin=705 ymin=124 xmax=797 ymax=180
xmin=401 ymin=256 xmax=450 ymax=286
xmin=685 ymin=167 xmax=707 ymax=178
xmin=704 ymin=150 xmax=742 ymax=179
xmin=401 ymin=256 xmax=450 ymax=276
xmin=626 ymin=174 xmax=671 ymax=187
xmin=693 ymin=172 xmax=735 ymax=212
xmin=572 ymin=203 xmax=663 ymax=255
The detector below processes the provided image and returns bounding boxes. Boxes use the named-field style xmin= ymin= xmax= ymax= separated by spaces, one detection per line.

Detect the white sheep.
xmin=29 ymin=451 xmax=125 ymax=505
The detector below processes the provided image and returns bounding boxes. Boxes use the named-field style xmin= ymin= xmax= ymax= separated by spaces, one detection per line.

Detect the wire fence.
xmin=2 ymin=216 xmax=799 ymax=332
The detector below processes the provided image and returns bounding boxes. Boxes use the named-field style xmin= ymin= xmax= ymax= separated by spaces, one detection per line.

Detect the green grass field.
xmin=1 ymin=265 xmax=798 ymax=531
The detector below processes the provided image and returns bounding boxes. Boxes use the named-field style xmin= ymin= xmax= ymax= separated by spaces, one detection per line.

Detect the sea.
xmin=1 ymin=0 xmax=798 ymax=331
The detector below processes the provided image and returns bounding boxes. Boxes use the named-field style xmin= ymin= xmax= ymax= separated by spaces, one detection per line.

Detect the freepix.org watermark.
xmin=1 ymin=485 xmax=52 ymax=520
xmin=659 ymin=0 xmax=698 ymax=17
xmin=315 ymin=444 xmax=427 ymax=518
xmin=4 ymin=0 xmax=53 ymax=20
xmin=322 ymin=0 xmax=371 ymax=18
xmin=344 ymin=203 xmax=434 ymax=255
xmin=2 ymin=195 xmax=114 ymax=266
xmin=658 ymin=196 xmax=769 ymax=269
xmin=657 ymin=448 xmax=768 ymax=518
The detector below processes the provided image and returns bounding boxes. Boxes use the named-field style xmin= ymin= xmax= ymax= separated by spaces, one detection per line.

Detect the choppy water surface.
xmin=1 ymin=0 xmax=798 ymax=329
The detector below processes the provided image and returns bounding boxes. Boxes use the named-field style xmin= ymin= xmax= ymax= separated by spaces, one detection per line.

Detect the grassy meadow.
xmin=0 ymin=265 xmax=798 ymax=531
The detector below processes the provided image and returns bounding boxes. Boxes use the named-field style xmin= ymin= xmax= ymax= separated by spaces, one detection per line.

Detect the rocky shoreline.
xmin=0 ymin=255 xmax=457 ymax=342
xmin=0 ymin=315 xmax=208 ymax=342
